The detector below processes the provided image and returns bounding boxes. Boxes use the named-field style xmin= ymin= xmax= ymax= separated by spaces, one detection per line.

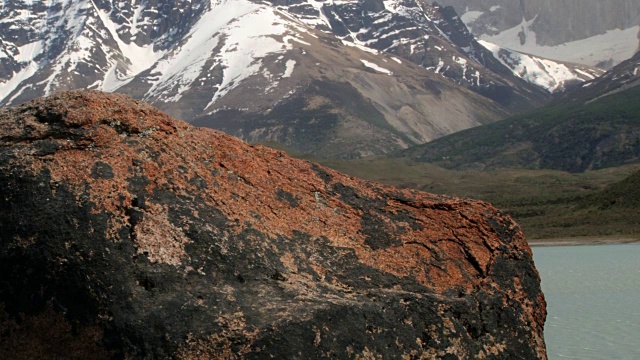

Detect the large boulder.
xmin=0 ymin=91 xmax=546 ymax=359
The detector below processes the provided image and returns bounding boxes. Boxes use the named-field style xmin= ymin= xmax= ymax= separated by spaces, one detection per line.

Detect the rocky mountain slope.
xmin=0 ymin=91 xmax=547 ymax=359
xmin=440 ymin=0 xmax=640 ymax=68
xmin=561 ymin=51 xmax=640 ymax=103
xmin=0 ymin=0 xmax=601 ymax=158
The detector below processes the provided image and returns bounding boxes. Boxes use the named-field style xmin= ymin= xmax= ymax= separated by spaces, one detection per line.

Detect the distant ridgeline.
xmin=402 ymin=84 xmax=640 ymax=173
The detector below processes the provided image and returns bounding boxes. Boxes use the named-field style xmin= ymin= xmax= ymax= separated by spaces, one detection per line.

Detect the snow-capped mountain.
xmin=439 ymin=0 xmax=640 ymax=68
xmin=0 ymin=0 xmax=217 ymax=105
xmin=0 ymin=0 xmax=546 ymax=108
xmin=0 ymin=0 xmax=605 ymax=157
xmin=479 ymin=41 xmax=604 ymax=93
xmin=561 ymin=51 xmax=640 ymax=104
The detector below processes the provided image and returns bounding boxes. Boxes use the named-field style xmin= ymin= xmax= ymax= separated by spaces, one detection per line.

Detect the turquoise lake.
xmin=532 ymin=244 xmax=640 ymax=359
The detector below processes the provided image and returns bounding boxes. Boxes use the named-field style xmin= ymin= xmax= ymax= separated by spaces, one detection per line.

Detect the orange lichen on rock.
xmin=4 ymin=91 xmax=511 ymax=289
xmin=132 ymin=202 xmax=189 ymax=266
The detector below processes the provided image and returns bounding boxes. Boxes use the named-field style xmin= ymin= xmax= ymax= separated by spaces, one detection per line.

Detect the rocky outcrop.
xmin=0 ymin=91 xmax=546 ymax=359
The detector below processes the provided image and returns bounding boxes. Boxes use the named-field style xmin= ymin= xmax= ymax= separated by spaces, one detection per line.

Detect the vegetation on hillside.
xmin=402 ymin=86 xmax=640 ymax=172
xmin=580 ymin=170 xmax=640 ymax=209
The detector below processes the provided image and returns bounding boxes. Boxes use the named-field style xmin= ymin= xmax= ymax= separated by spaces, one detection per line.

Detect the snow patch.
xmin=0 ymin=63 xmax=38 ymax=103
xmin=453 ymin=57 xmax=467 ymax=65
xmin=453 ymin=56 xmax=467 ymax=78
xmin=129 ymin=2 xmax=147 ymax=36
xmin=283 ymin=35 xmax=310 ymax=46
xmin=0 ymin=38 xmax=45 ymax=101
xmin=94 ymin=2 xmax=166 ymax=76
xmin=360 ymin=59 xmax=392 ymax=75
xmin=435 ymin=59 xmax=444 ymax=73
xmin=460 ymin=11 xmax=484 ymax=24
xmin=101 ymin=63 xmax=127 ymax=92
xmin=282 ymin=59 xmax=296 ymax=78
xmin=342 ymin=39 xmax=379 ymax=54
xmin=481 ymin=22 xmax=640 ymax=67
xmin=67 ymin=34 xmax=94 ymax=71
xmin=15 ymin=41 xmax=43 ymax=62
xmin=143 ymin=4 xmax=224 ymax=103
xmin=574 ymin=69 xmax=596 ymax=80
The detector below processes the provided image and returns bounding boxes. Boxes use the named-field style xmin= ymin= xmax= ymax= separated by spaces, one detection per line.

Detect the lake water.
xmin=532 ymin=244 xmax=640 ymax=359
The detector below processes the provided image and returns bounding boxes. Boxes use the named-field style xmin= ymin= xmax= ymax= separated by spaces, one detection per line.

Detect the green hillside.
xmin=581 ymin=170 xmax=640 ymax=209
xmin=402 ymin=85 xmax=640 ymax=173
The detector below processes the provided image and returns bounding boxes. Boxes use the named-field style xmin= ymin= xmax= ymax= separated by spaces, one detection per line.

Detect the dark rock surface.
xmin=0 ymin=91 xmax=546 ymax=359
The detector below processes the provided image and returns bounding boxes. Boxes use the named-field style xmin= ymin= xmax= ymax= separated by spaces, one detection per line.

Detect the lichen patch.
xmin=133 ymin=203 xmax=189 ymax=266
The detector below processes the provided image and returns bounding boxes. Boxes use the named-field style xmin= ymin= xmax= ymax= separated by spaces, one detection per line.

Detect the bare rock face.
xmin=0 ymin=91 xmax=546 ymax=359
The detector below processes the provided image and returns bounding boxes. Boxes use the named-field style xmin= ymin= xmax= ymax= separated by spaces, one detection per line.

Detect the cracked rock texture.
xmin=0 ymin=91 xmax=546 ymax=359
